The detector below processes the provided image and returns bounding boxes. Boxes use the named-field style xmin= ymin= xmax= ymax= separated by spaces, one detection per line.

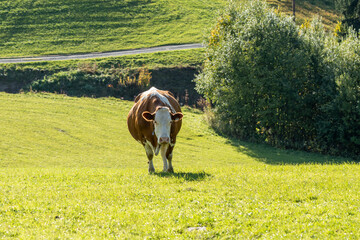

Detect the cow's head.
xmin=142 ymin=107 xmax=183 ymax=145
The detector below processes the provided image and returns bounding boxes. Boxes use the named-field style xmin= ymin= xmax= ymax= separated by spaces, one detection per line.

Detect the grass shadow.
xmin=153 ymin=171 xmax=211 ymax=181
xmin=225 ymin=138 xmax=356 ymax=165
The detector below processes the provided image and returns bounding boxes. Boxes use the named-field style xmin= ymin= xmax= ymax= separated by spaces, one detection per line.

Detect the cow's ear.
xmin=171 ymin=112 xmax=183 ymax=122
xmin=134 ymin=93 xmax=142 ymax=103
xmin=142 ymin=111 xmax=155 ymax=122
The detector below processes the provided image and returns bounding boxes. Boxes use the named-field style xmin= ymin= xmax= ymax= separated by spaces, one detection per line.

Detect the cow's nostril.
xmin=159 ymin=137 xmax=170 ymax=143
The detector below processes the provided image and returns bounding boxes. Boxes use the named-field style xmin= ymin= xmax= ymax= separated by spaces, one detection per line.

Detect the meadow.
xmin=0 ymin=0 xmax=340 ymax=58
xmin=1 ymin=48 xmax=206 ymax=72
xmin=0 ymin=1 xmax=355 ymax=238
xmin=1 ymin=92 xmax=359 ymax=239
xmin=0 ymin=0 xmax=223 ymax=58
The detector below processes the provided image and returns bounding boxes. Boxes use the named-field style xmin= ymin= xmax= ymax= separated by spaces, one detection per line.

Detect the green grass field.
xmin=0 ymin=0 xmax=224 ymax=58
xmin=1 ymin=0 xmax=340 ymax=58
xmin=1 ymin=92 xmax=359 ymax=238
xmin=1 ymin=48 xmax=206 ymax=72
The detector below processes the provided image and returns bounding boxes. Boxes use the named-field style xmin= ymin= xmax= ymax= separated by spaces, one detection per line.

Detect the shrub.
xmin=30 ymin=67 xmax=152 ymax=99
xmin=0 ymin=65 xmax=53 ymax=92
xmin=1 ymin=63 xmax=201 ymax=105
xmin=195 ymin=0 xmax=360 ymax=158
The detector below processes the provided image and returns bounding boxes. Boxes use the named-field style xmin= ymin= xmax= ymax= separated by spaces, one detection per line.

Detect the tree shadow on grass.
xmin=153 ymin=171 xmax=211 ymax=181
xmin=225 ymin=138 xmax=356 ymax=165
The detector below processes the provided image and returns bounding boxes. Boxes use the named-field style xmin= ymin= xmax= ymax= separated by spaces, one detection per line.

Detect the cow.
xmin=127 ymin=87 xmax=183 ymax=173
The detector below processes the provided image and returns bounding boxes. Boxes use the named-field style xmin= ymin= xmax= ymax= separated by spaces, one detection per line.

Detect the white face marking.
xmin=140 ymin=87 xmax=176 ymax=113
xmin=153 ymin=108 xmax=172 ymax=144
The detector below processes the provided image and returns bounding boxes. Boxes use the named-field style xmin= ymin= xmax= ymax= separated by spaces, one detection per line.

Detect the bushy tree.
xmin=319 ymin=28 xmax=360 ymax=156
xmin=196 ymin=1 xmax=334 ymax=149
xmin=196 ymin=0 xmax=360 ymax=158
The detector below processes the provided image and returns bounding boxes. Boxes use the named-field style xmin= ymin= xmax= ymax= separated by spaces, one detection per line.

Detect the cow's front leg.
xmin=144 ymin=142 xmax=155 ymax=173
xmin=166 ymin=145 xmax=174 ymax=173
xmin=160 ymin=144 xmax=169 ymax=172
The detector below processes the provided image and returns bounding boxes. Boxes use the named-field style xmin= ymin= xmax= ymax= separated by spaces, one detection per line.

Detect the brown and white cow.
xmin=127 ymin=87 xmax=183 ymax=173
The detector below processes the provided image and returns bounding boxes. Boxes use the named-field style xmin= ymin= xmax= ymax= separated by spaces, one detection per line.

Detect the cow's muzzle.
xmin=159 ymin=137 xmax=170 ymax=144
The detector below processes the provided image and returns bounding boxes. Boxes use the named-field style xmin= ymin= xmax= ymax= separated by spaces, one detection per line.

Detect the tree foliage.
xmin=335 ymin=0 xmax=360 ymax=31
xmin=196 ymin=0 xmax=360 ymax=158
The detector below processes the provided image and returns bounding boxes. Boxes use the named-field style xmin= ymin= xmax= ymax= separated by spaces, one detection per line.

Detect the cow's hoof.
xmin=149 ymin=167 xmax=155 ymax=173
xmin=167 ymin=167 xmax=174 ymax=173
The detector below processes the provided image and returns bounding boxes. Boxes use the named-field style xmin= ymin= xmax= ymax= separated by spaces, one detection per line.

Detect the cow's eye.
xmin=154 ymin=121 xmax=158 ymax=124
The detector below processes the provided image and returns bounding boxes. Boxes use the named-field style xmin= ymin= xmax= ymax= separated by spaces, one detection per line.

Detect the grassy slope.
xmin=0 ymin=0 xmax=223 ymax=58
xmin=1 ymin=93 xmax=359 ymax=239
xmin=1 ymin=48 xmax=206 ymax=71
xmin=1 ymin=0 xmax=340 ymax=58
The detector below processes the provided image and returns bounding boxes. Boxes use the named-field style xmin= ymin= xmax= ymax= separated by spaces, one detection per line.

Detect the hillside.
xmin=0 ymin=0 xmax=224 ymax=58
xmin=0 ymin=92 xmax=359 ymax=238
xmin=0 ymin=0 xmax=340 ymax=58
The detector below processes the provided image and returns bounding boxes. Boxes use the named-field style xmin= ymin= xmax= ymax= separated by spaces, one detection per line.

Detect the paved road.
xmin=0 ymin=43 xmax=203 ymax=64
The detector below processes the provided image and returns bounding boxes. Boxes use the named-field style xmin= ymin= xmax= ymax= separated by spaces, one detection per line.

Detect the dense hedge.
xmin=29 ymin=67 xmax=152 ymax=99
xmin=0 ymin=66 xmax=55 ymax=92
xmin=0 ymin=64 xmax=200 ymax=105
xmin=195 ymin=0 xmax=360 ymax=159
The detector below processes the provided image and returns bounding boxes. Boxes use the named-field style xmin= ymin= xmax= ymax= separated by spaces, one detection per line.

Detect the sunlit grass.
xmin=0 ymin=0 xmax=340 ymax=58
xmin=1 ymin=48 xmax=206 ymax=72
xmin=0 ymin=92 xmax=358 ymax=238
xmin=0 ymin=0 xmax=224 ymax=58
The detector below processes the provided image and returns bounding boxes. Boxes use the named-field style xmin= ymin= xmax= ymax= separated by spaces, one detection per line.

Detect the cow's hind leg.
xmin=144 ymin=143 xmax=155 ymax=173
